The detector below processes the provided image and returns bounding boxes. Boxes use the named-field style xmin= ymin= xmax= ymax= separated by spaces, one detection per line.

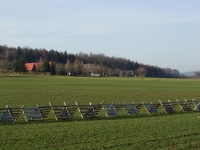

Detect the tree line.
xmin=0 ymin=45 xmax=181 ymax=78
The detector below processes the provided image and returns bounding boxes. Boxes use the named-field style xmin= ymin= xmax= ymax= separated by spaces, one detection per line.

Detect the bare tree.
xmin=119 ymin=70 xmax=123 ymax=77
xmin=79 ymin=60 xmax=84 ymax=75
xmin=195 ymin=71 xmax=200 ymax=79
xmin=107 ymin=67 xmax=113 ymax=76
xmin=137 ymin=67 xmax=147 ymax=78
xmin=95 ymin=64 xmax=101 ymax=74
xmin=0 ymin=59 xmax=6 ymax=70
xmin=0 ymin=45 xmax=9 ymax=70
xmin=55 ymin=63 xmax=64 ymax=74
xmin=65 ymin=59 xmax=71 ymax=74
xmin=38 ymin=57 xmax=44 ymax=63
xmin=114 ymin=68 xmax=121 ymax=76
xmin=73 ymin=58 xmax=78 ymax=74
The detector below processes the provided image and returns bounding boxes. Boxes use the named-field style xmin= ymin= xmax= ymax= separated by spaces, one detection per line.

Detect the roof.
xmin=25 ymin=63 xmax=36 ymax=71
xmin=35 ymin=63 xmax=43 ymax=69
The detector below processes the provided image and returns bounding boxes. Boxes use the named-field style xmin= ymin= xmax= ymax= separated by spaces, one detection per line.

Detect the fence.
xmin=0 ymin=99 xmax=199 ymax=123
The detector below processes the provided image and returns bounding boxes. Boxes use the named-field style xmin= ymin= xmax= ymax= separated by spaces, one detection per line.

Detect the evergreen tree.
xmin=43 ymin=59 xmax=50 ymax=72
xmin=16 ymin=46 xmax=22 ymax=60
xmin=12 ymin=60 xmax=18 ymax=72
xmin=18 ymin=58 xmax=26 ymax=72
xmin=1 ymin=45 xmax=182 ymax=78
xmin=12 ymin=58 xmax=26 ymax=72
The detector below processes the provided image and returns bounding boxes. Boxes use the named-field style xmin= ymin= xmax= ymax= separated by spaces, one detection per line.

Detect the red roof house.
xmin=35 ymin=63 xmax=43 ymax=70
xmin=25 ymin=63 xmax=36 ymax=72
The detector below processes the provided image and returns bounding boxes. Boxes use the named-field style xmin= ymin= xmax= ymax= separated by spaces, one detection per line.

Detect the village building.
xmin=123 ymin=70 xmax=134 ymax=77
xmin=25 ymin=63 xmax=43 ymax=72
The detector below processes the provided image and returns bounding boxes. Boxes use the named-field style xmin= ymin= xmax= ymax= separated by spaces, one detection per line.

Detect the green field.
xmin=0 ymin=76 xmax=200 ymax=149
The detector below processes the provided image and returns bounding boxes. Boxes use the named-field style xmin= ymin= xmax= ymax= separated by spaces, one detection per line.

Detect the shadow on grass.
xmin=1 ymin=111 xmax=200 ymax=126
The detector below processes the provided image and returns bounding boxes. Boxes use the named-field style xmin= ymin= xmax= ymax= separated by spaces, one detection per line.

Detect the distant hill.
xmin=0 ymin=45 xmax=193 ymax=78
xmin=181 ymin=71 xmax=196 ymax=76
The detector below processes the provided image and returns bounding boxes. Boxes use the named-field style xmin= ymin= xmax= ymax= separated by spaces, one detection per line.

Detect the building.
xmin=25 ymin=63 xmax=43 ymax=72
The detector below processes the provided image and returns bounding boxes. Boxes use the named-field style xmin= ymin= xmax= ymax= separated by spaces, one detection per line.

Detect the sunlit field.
xmin=0 ymin=76 xmax=200 ymax=149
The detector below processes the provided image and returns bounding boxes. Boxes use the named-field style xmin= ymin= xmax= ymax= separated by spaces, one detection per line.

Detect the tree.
xmin=34 ymin=57 xmax=44 ymax=71
xmin=107 ymin=67 xmax=113 ymax=76
xmin=137 ymin=67 xmax=147 ymax=78
xmin=102 ymin=60 xmax=107 ymax=76
xmin=114 ymin=68 xmax=121 ymax=76
xmin=73 ymin=58 xmax=78 ymax=75
xmin=55 ymin=63 xmax=67 ymax=75
xmin=49 ymin=60 xmax=56 ymax=75
xmin=38 ymin=57 xmax=44 ymax=63
xmin=0 ymin=45 xmax=184 ymax=78
xmin=0 ymin=45 xmax=9 ymax=69
xmin=68 ymin=54 xmax=75 ymax=64
xmin=43 ymin=59 xmax=50 ymax=72
xmin=195 ymin=71 xmax=200 ymax=79
xmin=12 ymin=58 xmax=26 ymax=72
xmin=172 ymin=69 xmax=180 ymax=77
xmin=0 ymin=59 xmax=7 ymax=70
xmin=65 ymin=59 xmax=71 ymax=74
xmin=16 ymin=46 xmax=22 ymax=57
xmin=79 ymin=60 xmax=84 ymax=75
xmin=119 ymin=70 xmax=123 ymax=77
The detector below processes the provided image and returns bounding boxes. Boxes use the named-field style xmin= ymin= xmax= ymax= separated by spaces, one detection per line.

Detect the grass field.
xmin=0 ymin=76 xmax=200 ymax=149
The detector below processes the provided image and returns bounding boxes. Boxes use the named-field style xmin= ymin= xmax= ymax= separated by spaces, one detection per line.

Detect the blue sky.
xmin=0 ymin=0 xmax=200 ymax=72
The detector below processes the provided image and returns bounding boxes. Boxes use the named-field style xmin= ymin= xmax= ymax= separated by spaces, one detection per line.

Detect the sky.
xmin=0 ymin=0 xmax=200 ymax=72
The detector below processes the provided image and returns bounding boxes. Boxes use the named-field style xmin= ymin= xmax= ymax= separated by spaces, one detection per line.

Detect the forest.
xmin=0 ymin=45 xmax=181 ymax=78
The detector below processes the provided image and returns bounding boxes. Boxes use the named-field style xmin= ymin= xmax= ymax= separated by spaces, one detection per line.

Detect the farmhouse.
xmin=25 ymin=63 xmax=43 ymax=72
xmin=25 ymin=63 xmax=36 ymax=72
xmin=123 ymin=70 xmax=134 ymax=77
